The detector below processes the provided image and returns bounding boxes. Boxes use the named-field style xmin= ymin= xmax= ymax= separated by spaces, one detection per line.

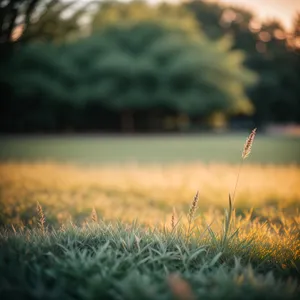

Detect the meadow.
xmin=0 ymin=133 xmax=300 ymax=299
xmin=0 ymin=133 xmax=300 ymax=164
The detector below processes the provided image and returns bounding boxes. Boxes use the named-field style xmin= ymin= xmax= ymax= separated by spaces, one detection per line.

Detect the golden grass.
xmin=0 ymin=161 xmax=299 ymax=268
xmin=0 ymin=162 xmax=299 ymax=227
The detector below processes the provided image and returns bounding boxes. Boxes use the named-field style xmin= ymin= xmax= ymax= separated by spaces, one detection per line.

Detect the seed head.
xmin=91 ymin=207 xmax=98 ymax=223
xmin=171 ymin=207 xmax=176 ymax=230
xmin=188 ymin=191 xmax=199 ymax=222
xmin=242 ymin=128 xmax=257 ymax=159
xmin=36 ymin=202 xmax=45 ymax=233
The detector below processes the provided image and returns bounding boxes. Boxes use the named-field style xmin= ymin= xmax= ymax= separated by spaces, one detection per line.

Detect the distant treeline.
xmin=0 ymin=0 xmax=299 ymax=133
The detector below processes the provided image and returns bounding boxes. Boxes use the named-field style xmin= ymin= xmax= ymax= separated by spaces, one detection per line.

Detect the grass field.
xmin=1 ymin=162 xmax=300 ymax=226
xmin=0 ymin=133 xmax=300 ymax=299
xmin=0 ymin=134 xmax=300 ymax=164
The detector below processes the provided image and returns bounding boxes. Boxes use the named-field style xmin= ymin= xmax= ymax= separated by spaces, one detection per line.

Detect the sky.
xmin=206 ymin=0 xmax=300 ymax=30
xmin=64 ymin=0 xmax=300 ymax=31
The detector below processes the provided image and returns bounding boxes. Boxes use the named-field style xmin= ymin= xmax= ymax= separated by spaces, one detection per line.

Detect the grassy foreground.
xmin=1 ymin=209 xmax=299 ymax=300
xmin=1 ymin=163 xmax=300 ymax=300
xmin=0 ymin=132 xmax=300 ymax=299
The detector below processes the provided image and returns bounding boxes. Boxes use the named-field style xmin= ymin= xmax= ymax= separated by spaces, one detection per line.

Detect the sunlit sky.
xmin=65 ymin=0 xmax=300 ymax=31
xmin=205 ymin=0 xmax=299 ymax=30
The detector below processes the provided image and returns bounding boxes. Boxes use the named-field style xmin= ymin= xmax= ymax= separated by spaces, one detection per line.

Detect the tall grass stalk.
xmin=220 ymin=128 xmax=257 ymax=250
xmin=171 ymin=207 xmax=176 ymax=231
xmin=91 ymin=207 xmax=98 ymax=223
xmin=232 ymin=128 xmax=257 ymax=205
xmin=186 ymin=191 xmax=199 ymax=242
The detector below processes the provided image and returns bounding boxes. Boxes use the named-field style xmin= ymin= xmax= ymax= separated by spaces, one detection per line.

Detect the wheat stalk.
xmin=36 ymin=202 xmax=45 ymax=233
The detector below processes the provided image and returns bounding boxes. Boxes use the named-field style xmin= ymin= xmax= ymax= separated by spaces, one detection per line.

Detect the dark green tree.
xmin=88 ymin=1 xmax=256 ymax=131
xmin=70 ymin=21 xmax=255 ymax=131
xmin=0 ymin=42 xmax=78 ymax=132
xmin=0 ymin=0 xmax=41 ymax=132
xmin=2 ymin=1 xmax=257 ymax=133
xmin=2 ymin=0 xmax=264 ymax=132
xmin=185 ymin=1 xmax=300 ymax=125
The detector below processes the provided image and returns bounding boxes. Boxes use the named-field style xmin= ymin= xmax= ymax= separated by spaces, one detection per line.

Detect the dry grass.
xmin=0 ymin=162 xmax=299 ymax=227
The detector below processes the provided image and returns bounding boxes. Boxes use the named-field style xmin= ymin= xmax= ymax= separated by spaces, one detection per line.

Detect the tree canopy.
xmin=4 ymin=8 xmax=256 ymax=131
xmin=1 ymin=0 xmax=299 ymax=132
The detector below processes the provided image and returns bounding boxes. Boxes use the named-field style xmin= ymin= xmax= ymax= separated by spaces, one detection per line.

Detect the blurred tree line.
xmin=0 ymin=0 xmax=299 ymax=133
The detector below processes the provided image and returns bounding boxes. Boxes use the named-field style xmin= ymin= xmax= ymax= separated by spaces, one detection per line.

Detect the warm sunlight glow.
xmin=273 ymin=29 xmax=286 ymax=40
xmin=259 ymin=31 xmax=271 ymax=42
xmin=205 ymin=0 xmax=300 ymax=31
xmin=11 ymin=24 xmax=24 ymax=41
xmin=249 ymin=19 xmax=262 ymax=32
xmin=1 ymin=162 xmax=299 ymax=225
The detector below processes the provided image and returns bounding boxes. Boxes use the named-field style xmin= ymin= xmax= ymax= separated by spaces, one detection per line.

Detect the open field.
xmin=0 ymin=162 xmax=300 ymax=226
xmin=0 ymin=134 xmax=300 ymax=164
xmin=0 ymin=134 xmax=300 ymax=299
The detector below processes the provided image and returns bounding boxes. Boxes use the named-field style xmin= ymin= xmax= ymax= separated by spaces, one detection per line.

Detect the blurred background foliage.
xmin=0 ymin=0 xmax=299 ymax=133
